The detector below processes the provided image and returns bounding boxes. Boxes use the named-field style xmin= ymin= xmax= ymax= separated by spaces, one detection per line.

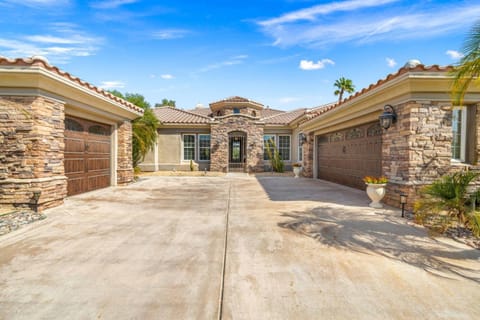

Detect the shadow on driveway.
xmin=278 ymin=206 xmax=480 ymax=283
xmin=255 ymin=176 xmax=371 ymax=207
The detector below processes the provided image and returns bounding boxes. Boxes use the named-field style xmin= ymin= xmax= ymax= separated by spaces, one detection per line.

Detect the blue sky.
xmin=0 ymin=0 xmax=478 ymax=110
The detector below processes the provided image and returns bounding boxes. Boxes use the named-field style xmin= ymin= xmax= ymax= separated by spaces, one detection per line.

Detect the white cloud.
xmin=152 ymin=29 xmax=190 ymax=40
xmin=161 ymin=74 xmax=174 ymax=79
xmin=259 ymin=0 xmax=398 ymax=27
xmin=386 ymin=57 xmax=397 ymax=68
xmin=0 ymin=24 xmax=102 ymax=64
xmin=299 ymin=58 xmax=334 ymax=70
xmin=99 ymin=81 xmax=126 ymax=89
xmin=199 ymin=55 xmax=248 ymax=73
xmin=257 ymin=2 xmax=480 ymax=48
xmin=2 ymin=0 xmax=70 ymax=7
xmin=90 ymin=0 xmax=138 ymax=9
xmin=446 ymin=50 xmax=464 ymax=60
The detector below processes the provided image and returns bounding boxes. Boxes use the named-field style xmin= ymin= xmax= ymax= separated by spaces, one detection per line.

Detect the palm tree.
xmin=334 ymin=77 xmax=355 ymax=103
xmin=109 ymin=91 xmax=160 ymax=167
xmin=132 ymin=108 xmax=159 ymax=167
xmin=451 ymin=20 xmax=480 ymax=105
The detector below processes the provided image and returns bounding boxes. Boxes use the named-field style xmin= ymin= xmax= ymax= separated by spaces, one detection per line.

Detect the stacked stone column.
xmin=117 ymin=120 xmax=134 ymax=184
xmin=0 ymin=96 xmax=67 ymax=211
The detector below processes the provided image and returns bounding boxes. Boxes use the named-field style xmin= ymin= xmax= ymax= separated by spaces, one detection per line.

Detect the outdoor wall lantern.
xmin=379 ymin=104 xmax=397 ymax=130
xmin=32 ymin=189 xmax=42 ymax=213
xmin=400 ymin=193 xmax=408 ymax=218
xmin=299 ymin=133 xmax=307 ymax=145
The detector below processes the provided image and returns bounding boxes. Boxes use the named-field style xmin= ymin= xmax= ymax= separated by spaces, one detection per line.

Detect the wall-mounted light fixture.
xmin=400 ymin=193 xmax=408 ymax=218
xmin=299 ymin=133 xmax=307 ymax=145
xmin=32 ymin=189 xmax=42 ymax=213
xmin=379 ymin=104 xmax=397 ymax=130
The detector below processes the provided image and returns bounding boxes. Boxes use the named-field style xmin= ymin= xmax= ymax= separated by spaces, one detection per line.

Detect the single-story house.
xmin=140 ymin=96 xmax=319 ymax=173
xmin=0 ymin=56 xmax=143 ymax=210
xmin=142 ymin=60 xmax=480 ymax=210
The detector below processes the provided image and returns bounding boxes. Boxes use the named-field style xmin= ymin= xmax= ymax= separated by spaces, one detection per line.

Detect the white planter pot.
xmin=293 ymin=167 xmax=302 ymax=178
xmin=366 ymin=183 xmax=386 ymax=208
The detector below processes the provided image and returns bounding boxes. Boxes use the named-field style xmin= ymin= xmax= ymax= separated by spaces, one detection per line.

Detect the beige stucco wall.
xmin=140 ymin=127 xmax=213 ymax=171
xmin=159 ymin=132 xmax=181 ymax=165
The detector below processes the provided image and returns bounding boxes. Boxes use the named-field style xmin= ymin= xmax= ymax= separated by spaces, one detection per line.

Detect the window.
xmin=263 ymin=135 xmax=275 ymax=160
xmin=199 ymin=134 xmax=211 ymax=161
xmin=233 ymin=108 xmax=240 ymax=114
xmin=183 ymin=134 xmax=195 ymax=160
xmin=88 ymin=125 xmax=109 ymax=136
xmin=452 ymin=107 xmax=467 ymax=162
xmin=65 ymin=118 xmax=83 ymax=132
xmin=278 ymin=136 xmax=291 ymax=161
xmin=298 ymin=133 xmax=303 ymax=162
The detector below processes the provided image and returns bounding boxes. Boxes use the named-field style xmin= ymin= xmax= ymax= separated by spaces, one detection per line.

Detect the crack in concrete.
xmin=217 ymin=181 xmax=232 ymax=320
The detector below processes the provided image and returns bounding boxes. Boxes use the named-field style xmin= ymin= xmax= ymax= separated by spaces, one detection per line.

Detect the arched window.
xmin=216 ymin=110 xmax=222 ymax=116
xmin=65 ymin=118 xmax=83 ymax=132
xmin=89 ymin=125 xmax=110 ymax=136
xmin=252 ymin=110 xmax=257 ymax=117
xmin=233 ymin=108 xmax=240 ymax=114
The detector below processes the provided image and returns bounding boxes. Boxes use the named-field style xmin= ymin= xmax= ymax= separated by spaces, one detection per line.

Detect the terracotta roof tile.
xmin=210 ymin=96 xmax=259 ymax=104
xmin=302 ymin=64 xmax=454 ymax=125
xmin=154 ymin=107 xmax=212 ymax=124
xmin=260 ymin=108 xmax=285 ymax=118
xmin=0 ymin=56 xmax=144 ymax=115
xmin=187 ymin=107 xmax=212 ymax=117
xmin=262 ymin=108 xmax=306 ymax=124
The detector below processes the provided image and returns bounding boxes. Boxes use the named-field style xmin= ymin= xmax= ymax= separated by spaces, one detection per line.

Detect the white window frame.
xmin=263 ymin=135 xmax=276 ymax=161
xmin=451 ymin=107 xmax=467 ymax=163
xmin=198 ymin=134 xmax=211 ymax=162
xmin=278 ymin=135 xmax=291 ymax=161
xmin=182 ymin=134 xmax=196 ymax=161
xmin=298 ymin=133 xmax=303 ymax=162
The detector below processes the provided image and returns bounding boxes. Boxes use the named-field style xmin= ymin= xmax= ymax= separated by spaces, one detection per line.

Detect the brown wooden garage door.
xmin=64 ymin=116 xmax=111 ymax=196
xmin=317 ymin=122 xmax=382 ymax=190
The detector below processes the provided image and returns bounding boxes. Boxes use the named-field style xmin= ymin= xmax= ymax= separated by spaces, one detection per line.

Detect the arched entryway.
xmin=228 ymin=131 xmax=247 ymax=172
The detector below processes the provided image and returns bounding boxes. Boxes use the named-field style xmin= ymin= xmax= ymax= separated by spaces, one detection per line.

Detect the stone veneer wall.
xmin=302 ymin=132 xmax=315 ymax=178
xmin=0 ymin=96 xmax=67 ymax=211
xmin=382 ymin=101 xmax=454 ymax=210
xmin=117 ymin=120 xmax=134 ymax=184
xmin=210 ymin=116 xmax=264 ymax=172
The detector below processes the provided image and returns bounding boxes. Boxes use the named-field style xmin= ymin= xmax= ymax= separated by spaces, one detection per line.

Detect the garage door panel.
xmin=88 ymin=175 xmax=110 ymax=192
xmin=87 ymin=140 xmax=110 ymax=153
xmin=66 ymin=177 xmax=86 ymax=196
xmin=87 ymin=158 xmax=110 ymax=171
xmin=317 ymin=122 xmax=382 ymax=190
xmin=65 ymin=116 xmax=111 ymax=196
xmin=65 ymin=158 xmax=85 ymax=174
xmin=65 ymin=138 xmax=84 ymax=153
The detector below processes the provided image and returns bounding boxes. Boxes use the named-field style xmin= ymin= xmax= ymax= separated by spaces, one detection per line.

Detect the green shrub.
xmin=265 ymin=139 xmax=284 ymax=173
xmin=414 ymin=171 xmax=480 ymax=236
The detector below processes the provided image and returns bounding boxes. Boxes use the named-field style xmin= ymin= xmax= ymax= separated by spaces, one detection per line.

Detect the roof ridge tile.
xmin=0 ymin=56 xmax=144 ymax=115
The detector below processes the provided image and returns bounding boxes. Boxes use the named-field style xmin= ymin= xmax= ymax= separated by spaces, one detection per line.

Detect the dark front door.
xmin=64 ymin=116 xmax=111 ymax=196
xmin=228 ymin=133 xmax=246 ymax=172
xmin=317 ymin=122 xmax=382 ymax=190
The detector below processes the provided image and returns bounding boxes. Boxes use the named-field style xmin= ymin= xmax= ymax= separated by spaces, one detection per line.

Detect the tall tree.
xmin=109 ymin=90 xmax=159 ymax=167
xmin=155 ymin=99 xmax=176 ymax=108
xmin=334 ymin=77 xmax=355 ymax=103
xmin=451 ymin=20 xmax=480 ymax=106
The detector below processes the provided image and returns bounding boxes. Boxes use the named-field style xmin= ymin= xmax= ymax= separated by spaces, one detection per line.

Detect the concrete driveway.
xmin=1 ymin=175 xmax=479 ymax=319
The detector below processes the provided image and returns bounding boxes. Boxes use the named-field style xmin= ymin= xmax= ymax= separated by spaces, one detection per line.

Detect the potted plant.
xmin=363 ymin=176 xmax=388 ymax=208
xmin=292 ymin=162 xmax=302 ymax=178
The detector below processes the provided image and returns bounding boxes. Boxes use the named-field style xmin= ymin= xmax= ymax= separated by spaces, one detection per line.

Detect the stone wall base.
xmin=384 ymin=182 xmax=426 ymax=212
xmin=117 ymin=169 xmax=134 ymax=185
xmin=0 ymin=176 xmax=67 ymax=212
